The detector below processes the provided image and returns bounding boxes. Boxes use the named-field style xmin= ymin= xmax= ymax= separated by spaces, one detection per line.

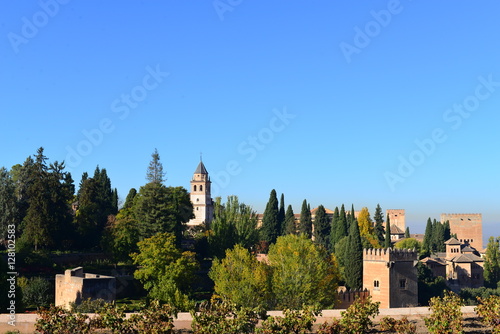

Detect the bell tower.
xmin=188 ymin=160 xmax=213 ymax=227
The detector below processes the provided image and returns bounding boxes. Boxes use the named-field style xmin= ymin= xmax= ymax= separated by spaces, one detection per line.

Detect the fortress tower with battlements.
xmin=441 ymin=213 xmax=482 ymax=251
xmin=363 ymin=248 xmax=418 ymax=308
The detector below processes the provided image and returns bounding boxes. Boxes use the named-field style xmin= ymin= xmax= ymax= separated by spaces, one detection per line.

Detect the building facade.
xmin=188 ymin=161 xmax=214 ymax=227
xmin=363 ymin=248 xmax=418 ymax=308
xmin=441 ymin=213 xmax=483 ymax=251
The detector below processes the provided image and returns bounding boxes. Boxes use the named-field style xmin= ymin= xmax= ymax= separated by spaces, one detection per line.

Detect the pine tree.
xmin=373 ymin=204 xmax=385 ymax=245
xmin=313 ymin=205 xmax=331 ymax=250
xmin=344 ymin=217 xmax=363 ymax=290
xmin=384 ymin=215 xmax=391 ymax=248
xmin=283 ymin=205 xmax=296 ymax=235
xmin=277 ymin=193 xmax=285 ymax=236
xmin=298 ymin=199 xmax=312 ymax=238
xmin=0 ymin=168 xmax=19 ymax=242
xmin=260 ymin=189 xmax=280 ymax=244
xmin=146 ymin=148 xmax=165 ymax=184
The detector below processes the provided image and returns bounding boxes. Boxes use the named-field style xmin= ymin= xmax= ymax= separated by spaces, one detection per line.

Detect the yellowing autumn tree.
xmin=357 ymin=207 xmax=380 ymax=248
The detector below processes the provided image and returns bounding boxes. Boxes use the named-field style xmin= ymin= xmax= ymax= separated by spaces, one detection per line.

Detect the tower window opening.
xmin=200 ymin=185 xmax=203 ymax=191
xmin=400 ymin=279 xmax=407 ymax=289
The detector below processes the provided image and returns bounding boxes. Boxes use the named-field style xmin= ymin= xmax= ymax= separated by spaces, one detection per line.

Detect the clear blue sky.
xmin=1 ymin=1 xmax=499 ymax=241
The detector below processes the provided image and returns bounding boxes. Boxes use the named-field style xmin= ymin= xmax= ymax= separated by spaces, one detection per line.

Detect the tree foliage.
xmin=484 ymin=236 xmax=500 ymax=288
xmin=131 ymin=232 xmax=198 ymax=310
xmin=282 ymin=205 xmax=296 ymax=235
xmin=344 ymin=217 xmax=363 ymax=290
xmin=330 ymin=206 xmax=347 ymax=251
xmin=373 ymin=204 xmax=385 ymax=245
xmin=208 ymin=196 xmax=259 ymax=258
xmin=268 ymin=234 xmax=340 ymax=309
xmin=313 ymin=205 xmax=331 ymax=250
xmin=298 ymin=199 xmax=312 ymax=238
xmin=260 ymin=189 xmax=280 ymax=244
xmin=209 ymin=244 xmax=272 ymax=309
xmin=146 ymin=148 xmax=166 ymax=184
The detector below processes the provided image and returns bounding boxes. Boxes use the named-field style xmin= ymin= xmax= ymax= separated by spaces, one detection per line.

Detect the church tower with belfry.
xmin=188 ymin=160 xmax=213 ymax=227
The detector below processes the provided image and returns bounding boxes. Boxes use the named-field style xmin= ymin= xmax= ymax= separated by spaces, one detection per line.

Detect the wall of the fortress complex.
xmin=441 ymin=213 xmax=483 ymax=251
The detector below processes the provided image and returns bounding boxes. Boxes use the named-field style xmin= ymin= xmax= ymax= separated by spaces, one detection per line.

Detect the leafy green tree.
xmin=282 ymin=205 xmax=296 ymax=235
xmin=373 ymin=204 xmax=385 ymax=245
xmin=330 ymin=206 xmax=347 ymax=250
xmin=277 ymin=193 xmax=285 ymax=236
xmin=131 ymin=232 xmax=198 ymax=310
xmin=384 ymin=215 xmax=391 ymax=248
xmin=208 ymin=196 xmax=258 ymax=258
xmin=313 ymin=205 xmax=331 ymax=250
xmin=146 ymin=148 xmax=165 ymax=184
xmin=344 ymin=216 xmax=363 ymax=290
xmin=260 ymin=189 xmax=280 ymax=244
xmin=20 ymin=276 xmax=53 ymax=308
xmin=209 ymin=244 xmax=272 ymax=309
xmin=268 ymin=234 xmax=340 ymax=309
xmin=417 ymin=262 xmax=448 ymax=306
xmin=0 ymin=167 xmax=18 ymax=242
xmin=107 ymin=210 xmax=140 ymax=262
xmin=357 ymin=207 xmax=379 ymax=248
xmin=298 ymin=199 xmax=312 ymax=238
xmin=394 ymin=238 xmax=421 ymax=252
xmin=484 ymin=236 xmax=500 ymax=288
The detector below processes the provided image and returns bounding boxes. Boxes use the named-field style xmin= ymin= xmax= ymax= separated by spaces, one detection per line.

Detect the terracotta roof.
xmin=451 ymin=253 xmax=484 ymax=263
xmin=390 ymin=224 xmax=405 ymax=234
xmin=421 ymin=257 xmax=446 ymax=266
xmin=461 ymin=246 xmax=475 ymax=253
xmin=445 ymin=237 xmax=461 ymax=245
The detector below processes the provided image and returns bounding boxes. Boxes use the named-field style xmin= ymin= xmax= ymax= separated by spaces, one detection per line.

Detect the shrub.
xmin=475 ymin=295 xmax=500 ymax=333
xmin=128 ymin=300 xmax=177 ymax=334
xmin=316 ymin=319 xmax=343 ymax=334
xmin=21 ymin=276 xmax=53 ymax=308
xmin=339 ymin=296 xmax=380 ymax=333
xmin=191 ymin=298 xmax=258 ymax=334
xmin=35 ymin=305 xmax=93 ymax=334
xmin=424 ymin=290 xmax=463 ymax=334
xmin=70 ymin=298 xmax=107 ymax=313
xmin=379 ymin=316 xmax=397 ymax=332
xmin=394 ymin=316 xmax=416 ymax=334
xmin=257 ymin=308 xmax=317 ymax=334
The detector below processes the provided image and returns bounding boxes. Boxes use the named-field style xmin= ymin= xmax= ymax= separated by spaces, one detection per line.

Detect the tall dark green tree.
xmin=298 ymin=199 xmax=312 ymax=238
xmin=133 ymin=184 xmax=193 ymax=243
xmin=405 ymin=227 xmax=410 ymax=239
xmin=313 ymin=205 xmax=331 ymax=250
xmin=0 ymin=167 xmax=18 ymax=242
xmin=384 ymin=215 xmax=391 ymax=248
xmin=422 ymin=217 xmax=433 ymax=254
xmin=443 ymin=220 xmax=451 ymax=241
xmin=277 ymin=193 xmax=285 ymax=236
xmin=146 ymin=148 xmax=165 ymax=184
xmin=432 ymin=220 xmax=445 ymax=252
xmin=331 ymin=205 xmax=348 ymax=251
xmin=373 ymin=204 xmax=385 ymax=245
xmin=123 ymin=188 xmax=137 ymax=210
xmin=344 ymin=217 xmax=363 ymax=290
xmin=19 ymin=148 xmax=74 ymax=250
xmin=347 ymin=204 xmax=356 ymax=230
xmin=283 ymin=205 xmax=296 ymax=235
xmin=260 ymin=189 xmax=280 ymax=244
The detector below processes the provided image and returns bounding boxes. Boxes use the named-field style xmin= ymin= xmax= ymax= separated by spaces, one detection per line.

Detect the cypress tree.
xmin=330 ymin=206 xmax=342 ymax=250
xmin=283 ymin=205 xmax=296 ymax=235
xmin=260 ymin=189 xmax=280 ymax=244
xmin=422 ymin=218 xmax=433 ymax=253
xmin=344 ymin=217 xmax=363 ymax=290
xmin=298 ymin=199 xmax=312 ymax=238
xmin=433 ymin=221 xmax=445 ymax=252
xmin=384 ymin=215 xmax=391 ymax=248
xmin=374 ymin=204 xmax=385 ymax=245
xmin=443 ymin=220 xmax=451 ymax=241
xmin=313 ymin=205 xmax=330 ymax=250
xmin=405 ymin=227 xmax=410 ymax=239
xmin=278 ymin=193 xmax=286 ymax=236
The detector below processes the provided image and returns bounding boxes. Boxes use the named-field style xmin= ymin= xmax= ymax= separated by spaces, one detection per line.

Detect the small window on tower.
xmin=400 ymin=279 xmax=407 ymax=289
xmin=200 ymin=185 xmax=203 ymax=191
xmin=194 ymin=185 xmax=197 ymax=192
xmin=374 ymin=280 xmax=380 ymax=290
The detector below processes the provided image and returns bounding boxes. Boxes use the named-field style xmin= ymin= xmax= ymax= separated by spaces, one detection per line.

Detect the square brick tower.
xmin=441 ymin=213 xmax=482 ymax=251
xmin=363 ymin=248 xmax=418 ymax=308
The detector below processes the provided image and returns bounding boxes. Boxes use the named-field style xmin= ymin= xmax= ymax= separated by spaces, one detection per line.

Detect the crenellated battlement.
xmin=363 ymin=248 xmax=417 ymax=262
xmin=441 ymin=213 xmax=481 ymax=218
